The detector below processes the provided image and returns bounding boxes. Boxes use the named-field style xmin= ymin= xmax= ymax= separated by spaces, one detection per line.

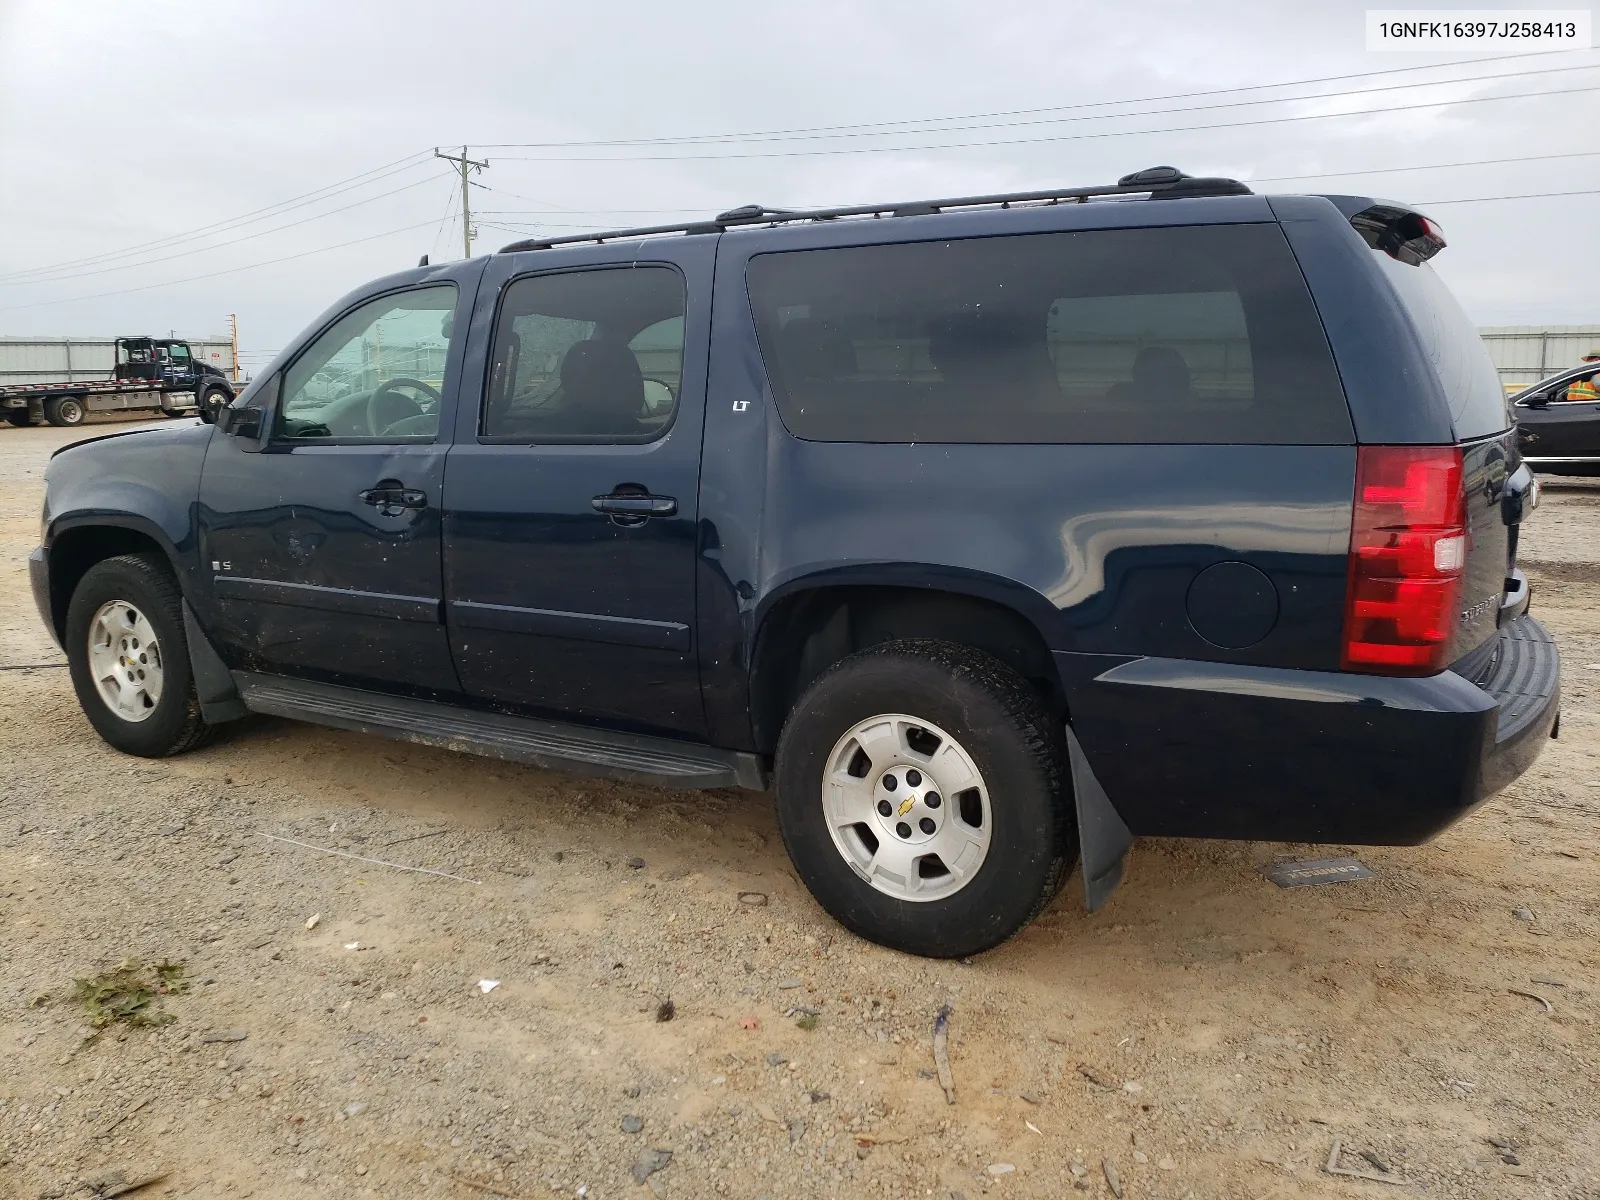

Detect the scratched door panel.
xmin=198 ymin=440 xmax=457 ymax=695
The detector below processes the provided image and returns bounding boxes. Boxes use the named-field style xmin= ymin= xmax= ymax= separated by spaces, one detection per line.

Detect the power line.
xmin=478 ymin=49 xmax=1597 ymax=150
xmin=1250 ymin=148 xmax=1600 ymax=184
xmin=1 ymin=173 xmax=453 ymax=287
xmin=0 ymin=152 xmax=435 ymax=282
xmin=0 ymin=215 xmax=446 ymax=313
xmin=490 ymin=81 xmax=1600 ymax=162
xmin=483 ymin=59 xmax=1599 ymax=153
xmin=428 ymin=183 xmax=461 ymax=260
xmin=1416 ymin=186 xmax=1600 ymax=205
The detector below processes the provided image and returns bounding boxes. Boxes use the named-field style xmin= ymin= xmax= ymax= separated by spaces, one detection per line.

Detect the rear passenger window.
xmin=746 ymin=224 xmax=1352 ymax=444
xmin=483 ymin=266 xmax=685 ymax=443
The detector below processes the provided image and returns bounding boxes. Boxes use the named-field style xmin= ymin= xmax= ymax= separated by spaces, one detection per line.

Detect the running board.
xmin=233 ymin=672 xmax=768 ymax=791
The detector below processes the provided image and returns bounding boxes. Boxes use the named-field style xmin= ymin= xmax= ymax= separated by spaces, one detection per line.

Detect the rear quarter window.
xmin=746 ymin=223 xmax=1353 ymax=444
xmin=1373 ymin=253 xmax=1510 ymax=441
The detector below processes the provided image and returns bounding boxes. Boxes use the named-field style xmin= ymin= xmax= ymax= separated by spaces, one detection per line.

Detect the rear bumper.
xmin=1475 ymin=615 xmax=1561 ymax=796
xmin=29 ymin=545 xmax=58 ymax=648
xmin=1057 ymin=613 xmax=1560 ymax=845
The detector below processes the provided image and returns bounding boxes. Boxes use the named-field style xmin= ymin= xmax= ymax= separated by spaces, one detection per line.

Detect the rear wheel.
xmin=44 ymin=395 xmax=86 ymax=427
xmin=773 ymin=640 xmax=1075 ymax=958
xmin=4 ymin=408 xmax=32 ymax=427
xmin=64 ymin=554 xmax=213 ymax=757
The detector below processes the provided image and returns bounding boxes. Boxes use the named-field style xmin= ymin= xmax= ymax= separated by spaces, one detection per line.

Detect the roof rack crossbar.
xmin=495 ymin=168 xmax=1250 ymax=253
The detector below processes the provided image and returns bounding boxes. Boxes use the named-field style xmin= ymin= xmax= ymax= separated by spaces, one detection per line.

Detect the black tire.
xmin=773 ymin=640 xmax=1075 ymax=958
xmin=64 ymin=553 xmax=214 ymax=758
xmin=44 ymin=395 xmax=87 ymax=427
xmin=4 ymin=408 xmax=32 ymax=427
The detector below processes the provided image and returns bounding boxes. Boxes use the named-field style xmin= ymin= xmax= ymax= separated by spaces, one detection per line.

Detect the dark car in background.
xmin=1512 ymin=363 xmax=1600 ymax=476
xmin=30 ymin=168 xmax=1560 ymax=958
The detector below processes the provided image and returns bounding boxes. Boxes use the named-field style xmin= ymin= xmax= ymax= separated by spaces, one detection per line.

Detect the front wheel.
xmin=774 ymin=640 xmax=1075 ymax=958
xmin=65 ymin=554 xmax=214 ymax=757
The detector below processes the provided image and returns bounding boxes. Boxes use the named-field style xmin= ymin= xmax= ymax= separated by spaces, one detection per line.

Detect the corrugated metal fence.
xmin=1480 ymin=326 xmax=1600 ymax=394
xmin=0 ymin=336 xmax=236 ymax=386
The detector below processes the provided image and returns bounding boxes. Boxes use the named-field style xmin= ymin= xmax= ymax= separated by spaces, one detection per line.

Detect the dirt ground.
xmin=1 ymin=418 xmax=1597 ymax=1200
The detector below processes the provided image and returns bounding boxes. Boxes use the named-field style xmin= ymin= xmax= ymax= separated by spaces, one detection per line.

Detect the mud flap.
xmin=1065 ymin=725 xmax=1133 ymax=912
xmin=182 ymin=601 xmax=248 ymax=723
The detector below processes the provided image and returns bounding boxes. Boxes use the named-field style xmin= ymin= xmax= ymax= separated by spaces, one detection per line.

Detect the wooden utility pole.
xmin=228 ymin=313 xmax=240 ymax=382
xmin=434 ymin=145 xmax=489 ymax=259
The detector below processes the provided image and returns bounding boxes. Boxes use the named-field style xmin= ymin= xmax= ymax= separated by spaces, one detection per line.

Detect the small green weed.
xmin=795 ymin=1014 xmax=819 ymax=1031
xmin=71 ymin=958 xmax=188 ymax=1029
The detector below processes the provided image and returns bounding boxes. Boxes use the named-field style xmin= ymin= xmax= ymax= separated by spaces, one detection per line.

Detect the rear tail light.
xmin=1341 ymin=445 xmax=1467 ymax=675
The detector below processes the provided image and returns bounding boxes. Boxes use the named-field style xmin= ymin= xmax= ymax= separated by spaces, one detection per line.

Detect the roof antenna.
xmin=417 ymin=254 xmax=430 ymax=267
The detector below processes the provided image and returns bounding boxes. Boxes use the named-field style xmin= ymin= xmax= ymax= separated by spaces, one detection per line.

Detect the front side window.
xmin=1554 ymin=370 xmax=1600 ymax=402
xmin=277 ymin=284 xmax=457 ymax=441
xmin=746 ymin=224 xmax=1352 ymax=444
xmin=483 ymin=267 xmax=685 ymax=443
xmin=169 ymin=343 xmax=191 ymax=362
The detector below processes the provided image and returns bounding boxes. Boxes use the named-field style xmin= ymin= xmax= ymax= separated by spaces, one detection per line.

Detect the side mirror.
xmin=221 ymin=405 xmax=263 ymax=438
xmin=1526 ymin=393 xmax=1551 ymax=409
xmin=220 ymin=373 xmax=278 ymax=448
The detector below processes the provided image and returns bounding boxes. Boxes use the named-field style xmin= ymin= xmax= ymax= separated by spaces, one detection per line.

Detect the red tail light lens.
xmin=1341 ymin=445 xmax=1466 ymax=675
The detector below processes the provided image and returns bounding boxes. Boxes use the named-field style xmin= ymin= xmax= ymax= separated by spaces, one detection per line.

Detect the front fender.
xmin=43 ymin=422 xmax=213 ymax=602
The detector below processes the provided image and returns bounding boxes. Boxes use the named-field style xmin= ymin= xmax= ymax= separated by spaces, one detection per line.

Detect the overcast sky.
xmin=1 ymin=0 xmax=1596 ymax=366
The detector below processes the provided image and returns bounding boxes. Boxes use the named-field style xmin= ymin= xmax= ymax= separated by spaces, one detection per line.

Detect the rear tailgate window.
xmin=1372 ymin=254 xmax=1511 ymax=441
xmin=747 ymin=223 xmax=1353 ymax=444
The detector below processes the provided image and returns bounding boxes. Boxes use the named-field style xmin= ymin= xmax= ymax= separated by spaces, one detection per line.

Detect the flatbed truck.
xmin=2 ymin=337 xmax=235 ymax=427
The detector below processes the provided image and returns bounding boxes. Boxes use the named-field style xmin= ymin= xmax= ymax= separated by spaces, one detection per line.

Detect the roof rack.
xmin=496 ymin=166 xmax=1252 ymax=253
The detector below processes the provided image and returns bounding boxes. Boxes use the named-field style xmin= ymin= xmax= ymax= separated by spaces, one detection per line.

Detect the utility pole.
xmin=434 ymin=145 xmax=489 ymax=259
xmin=228 ymin=313 xmax=240 ymax=382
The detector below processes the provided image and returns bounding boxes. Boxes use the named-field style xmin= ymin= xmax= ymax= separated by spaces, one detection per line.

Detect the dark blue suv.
xmin=31 ymin=167 xmax=1560 ymax=958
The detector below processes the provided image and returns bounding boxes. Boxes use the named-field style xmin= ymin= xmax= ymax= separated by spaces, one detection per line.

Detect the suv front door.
xmin=443 ymin=241 xmax=713 ymax=736
xmin=198 ymin=271 xmax=478 ymax=693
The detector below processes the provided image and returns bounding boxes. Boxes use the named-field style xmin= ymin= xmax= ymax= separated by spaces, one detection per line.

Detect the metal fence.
xmin=0 ymin=336 xmax=237 ymax=386
xmin=1479 ymin=326 xmax=1600 ymax=394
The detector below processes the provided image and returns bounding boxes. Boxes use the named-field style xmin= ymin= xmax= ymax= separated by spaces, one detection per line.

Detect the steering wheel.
xmin=366 ymin=377 xmax=442 ymax=435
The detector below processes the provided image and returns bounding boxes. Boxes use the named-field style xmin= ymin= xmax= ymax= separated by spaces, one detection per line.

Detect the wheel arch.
xmin=45 ymin=517 xmax=182 ymax=643
xmin=748 ymin=571 xmax=1066 ymax=754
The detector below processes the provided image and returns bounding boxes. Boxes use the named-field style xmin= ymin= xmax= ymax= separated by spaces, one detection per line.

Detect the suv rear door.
xmin=441 ymin=237 xmax=715 ymax=736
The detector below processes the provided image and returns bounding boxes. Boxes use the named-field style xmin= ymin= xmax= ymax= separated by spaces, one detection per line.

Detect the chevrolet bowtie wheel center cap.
xmin=873 ymin=767 xmax=946 ymax=844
